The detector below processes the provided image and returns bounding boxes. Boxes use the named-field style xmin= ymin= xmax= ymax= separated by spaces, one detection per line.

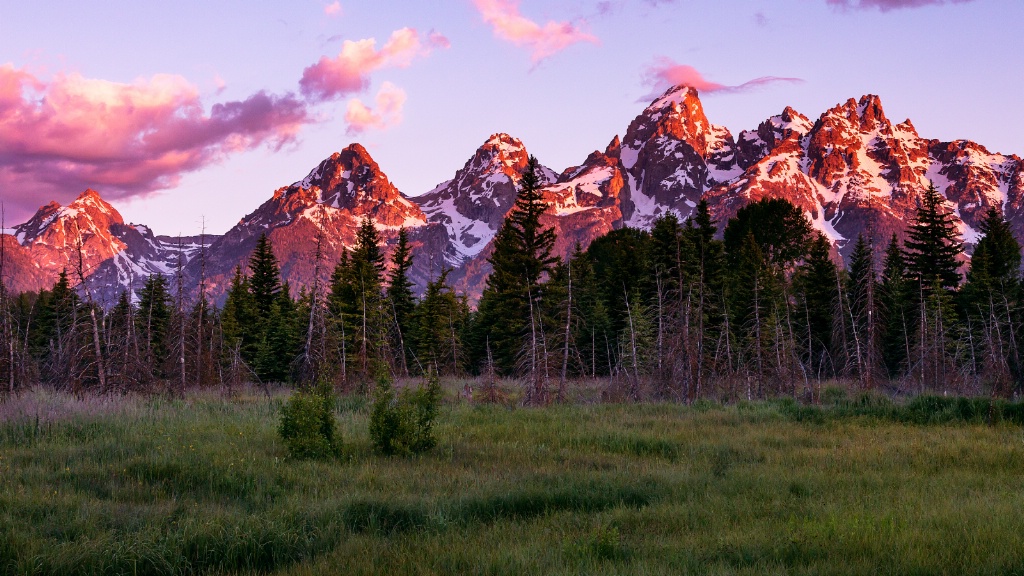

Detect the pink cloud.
xmin=324 ymin=1 xmax=342 ymax=16
xmin=299 ymin=28 xmax=448 ymax=101
xmin=344 ymin=82 xmax=406 ymax=135
xmin=827 ymin=0 xmax=974 ymax=9
xmin=0 ymin=64 xmax=310 ymax=221
xmin=641 ymin=59 xmax=803 ymax=99
xmin=472 ymin=0 xmax=598 ymax=63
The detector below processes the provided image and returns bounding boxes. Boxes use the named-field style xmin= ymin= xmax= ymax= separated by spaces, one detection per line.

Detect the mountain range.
xmin=2 ymin=85 xmax=1021 ymax=305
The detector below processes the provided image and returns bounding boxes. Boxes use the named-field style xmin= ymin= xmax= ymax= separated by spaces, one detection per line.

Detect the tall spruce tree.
xmin=221 ymin=265 xmax=258 ymax=377
xmin=387 ymin=227 xmax=416 ymax=374
xmin=337 ymin=217 xmax=389 ymax=381
xmin=138 ymin=274 xmax=172 ymax=381
xmin=904 ymin=182 xmax=965 ymax=292
xmin=960 ymin=208 xmax=1023 ymax=392
xmin=795 ymin=234 xmax=839 ymax=378
xmin=845 ymin=233 xmax=879 ymax=387
xmin=471 ymin=155 xmax=558 ymax=381
xmin=249 ymin=233 xmax=282 ymax=321
xmin=684 ymin=199 xmax=727 ymax=395
xmin=412 ymin=269 xmax=468 ymax=375
xmin=879 ymin=234 xmax=911 ymax=377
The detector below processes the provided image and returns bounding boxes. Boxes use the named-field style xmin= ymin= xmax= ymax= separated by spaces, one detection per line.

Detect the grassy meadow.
xmin=1 ymin=384 xmax=1024 ymax=575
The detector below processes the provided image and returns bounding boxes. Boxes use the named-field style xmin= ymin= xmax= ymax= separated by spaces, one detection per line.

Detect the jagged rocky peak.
xmin=604 ymin=135 xmax=621 ymax=158
xmin=469 ymin=133 xmax=531 ymax=177
xmin=622 ymin=85 xmax=732 ymax=163
xmin=276 ymin=143 xmax=424 ymax=228
xmin=816 ymin=94 xmax=891 ymax=134
xmin=14 ymin=188 xmax=124 ymax=245
xmin=295 ymin=143 xmax=399 ymax=202
xmin=736 ymin=106 xmax=814 ymax=168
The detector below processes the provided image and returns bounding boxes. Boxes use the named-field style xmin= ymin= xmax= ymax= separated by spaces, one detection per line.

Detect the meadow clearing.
xmin=1 ymin=383 xmax=1023 ymax=575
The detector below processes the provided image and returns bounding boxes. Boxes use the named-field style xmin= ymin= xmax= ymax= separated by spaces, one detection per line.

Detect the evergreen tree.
xmin=221 ymin=266 xmax=258 ymax=376
xmin=904 ymin=182 xmax=965 ymax=292
xmin=845 ymin=233 xmax=879 ymax=387
xmin=878 ymin=234 xmax=912 ymax=377
xmin=327 ymin=250 xmax=354 ymax=384
xmin=471 ymin=155 xmax=558 ymax=381
xmin=563 ymin=245 xmax=612 ymax=379
xmin=36 ymin=271 xmax=81 ymax=387
xmin=255 ymin=283 xmax=301 ymax=382
xmin=723 ymin=197 xmax=814 ymax=272
xmin=683 ymin=199 xmax=727 ymax=394
xmin=960 ymin=208 xmax=1023 ymax=392
xmin=412 ymin=269 xmax=468 ymax=375
xmin=586 ymin=227 xmax=654 ymax=349
xmin=106 ymin=290 xmax=139 ymax=390
xmin=387 ymin=227 xmax=416 ymax=374
xmin=249 ymin=233 xmax=282 ymax=321
xmin=329 ymin=217 xmax=389 ymax=383
xmin=137 ymin=274 xmax=172 ymax=380
xmin=795 ymin=234 xmax=839 ymax=378
xmin=965 ymin=207 xmax=1022 ymax=287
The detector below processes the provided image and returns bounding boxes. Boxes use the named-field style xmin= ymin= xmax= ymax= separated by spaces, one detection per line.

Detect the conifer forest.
xmin=1 ymin=156 xmax=1021 ymax=402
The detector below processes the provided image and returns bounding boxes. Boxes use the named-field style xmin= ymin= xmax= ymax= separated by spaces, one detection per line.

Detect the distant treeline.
xmin=1 ymin=157 xmax=1021 ymax=401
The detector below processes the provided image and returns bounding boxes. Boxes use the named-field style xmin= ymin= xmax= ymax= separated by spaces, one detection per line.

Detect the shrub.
xmin=369 ymin=369 xmax=442 ymax=456
xmin=278 ymin=382 xmax=339 ymax=460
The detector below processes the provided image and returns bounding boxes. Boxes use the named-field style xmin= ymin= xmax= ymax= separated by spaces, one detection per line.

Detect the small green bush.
xmin=278 ymin=382 xmax=339 ymax=460
xmin=369 ymin=370 xmax=442 ymax=456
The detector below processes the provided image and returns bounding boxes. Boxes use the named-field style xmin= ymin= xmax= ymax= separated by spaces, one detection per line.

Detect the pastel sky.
xmin=0 ymin=0 xmax=1020 ymax=235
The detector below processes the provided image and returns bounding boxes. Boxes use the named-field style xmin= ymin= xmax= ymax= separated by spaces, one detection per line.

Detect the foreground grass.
xmin=1 ymin=388 xmax=1024 ymax=575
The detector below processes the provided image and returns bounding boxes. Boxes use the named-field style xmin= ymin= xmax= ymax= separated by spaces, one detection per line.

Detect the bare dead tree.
xmin=302 ymin=205 xmax=327 ymax=384
xmin=175 ymin=235 xmax=187 ymax=396
xmin=0 ymin=203 xmax=13 ymax=395
xmin=623 ymin=287 xmax=641 ymax=401
xmin=196 ymin=218 xmax=208 ymax=387
xmin=72 ymin=222 xmax=107 ymax=392
xmin=558 ymin=257 xmax=573 ymax=402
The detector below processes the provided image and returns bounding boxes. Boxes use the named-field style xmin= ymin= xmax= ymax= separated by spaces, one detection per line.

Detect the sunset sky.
xmin=1 ymin=0 xmax=1019 ymax=235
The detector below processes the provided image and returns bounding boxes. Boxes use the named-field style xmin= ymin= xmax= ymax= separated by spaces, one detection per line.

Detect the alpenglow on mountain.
xmin=2 ymin=86 xmax=1021 ymax=304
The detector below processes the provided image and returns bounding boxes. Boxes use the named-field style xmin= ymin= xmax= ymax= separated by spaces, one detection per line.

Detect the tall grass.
xmin=1 ymin=386 xmax=1023 ymax=575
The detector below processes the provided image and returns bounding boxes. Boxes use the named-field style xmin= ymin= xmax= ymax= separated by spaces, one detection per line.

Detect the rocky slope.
xmin=188 ymin=143 xmax=450 ymax=301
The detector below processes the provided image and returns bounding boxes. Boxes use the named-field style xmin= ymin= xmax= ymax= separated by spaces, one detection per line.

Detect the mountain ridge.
xmin=2 ymin=86 xmax=1021 ymax=304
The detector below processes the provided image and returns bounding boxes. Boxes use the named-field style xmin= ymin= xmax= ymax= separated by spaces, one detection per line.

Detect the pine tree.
xmin=39 ymin=270 xmax=81 ymax=387
xmin=105 ymin=290 xmax=139 ymax=390
xmin=249 ymin=233 xmax=282 ymax=322
xmin=387 ymin=227 xmax=416 ymax=375
xmin=879 ymin=234 xmax=912 ymax=378
xmin=723 ymin=197 xmax=814 ymax=272
xmin=966 ymin=207 xmax=1022 ymax=287
xmin=137 ymin=274 xmax=172 ymax=382
xmin=904 ymin=182 xmax=965 ymax=292
xmin=795 ymin=234 xmax=838 ymax=378
xmin=845 ymin=233 xmax=879 ymax=387
xmin=221 ymin=266 xmax=257 ymax=379
xmin=960 ymin=208 xmax=1023 ymax=393
xmin=255 ymin=283 xmax=300 ymax=383
xmin=412 ymin=269 xmax=468 ymax=375
xmin=684 ymin=199 xmax=727 ymax=396
xmin=471 ymin=155 xmax=558 ymax=388
xmin=329 ymin=217 xmax=389 ymax=383
xmin=327 ymin=250 xmax=353 ymax=385
xmin=564 ymin=246 xmax=611 ymax=379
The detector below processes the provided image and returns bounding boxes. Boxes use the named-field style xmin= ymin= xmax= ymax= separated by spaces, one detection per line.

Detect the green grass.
xmin=2 ymin=386 xmax=1024 ymax=575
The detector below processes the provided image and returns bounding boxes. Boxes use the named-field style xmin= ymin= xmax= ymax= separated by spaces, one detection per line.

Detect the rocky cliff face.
xmin=3 ymin=86 xmax=1021 ymax=306
xmin=190 ymin=143 xmax=451 ymax=302
xmin=706 ymin=94 xmax=1023 ymax=260
xmin=415 ymin=133 xmax=556 ymax=267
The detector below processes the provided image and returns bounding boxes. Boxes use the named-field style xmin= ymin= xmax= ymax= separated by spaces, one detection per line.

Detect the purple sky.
xmin=0 ymin=0 xmax=1019 ymax=235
